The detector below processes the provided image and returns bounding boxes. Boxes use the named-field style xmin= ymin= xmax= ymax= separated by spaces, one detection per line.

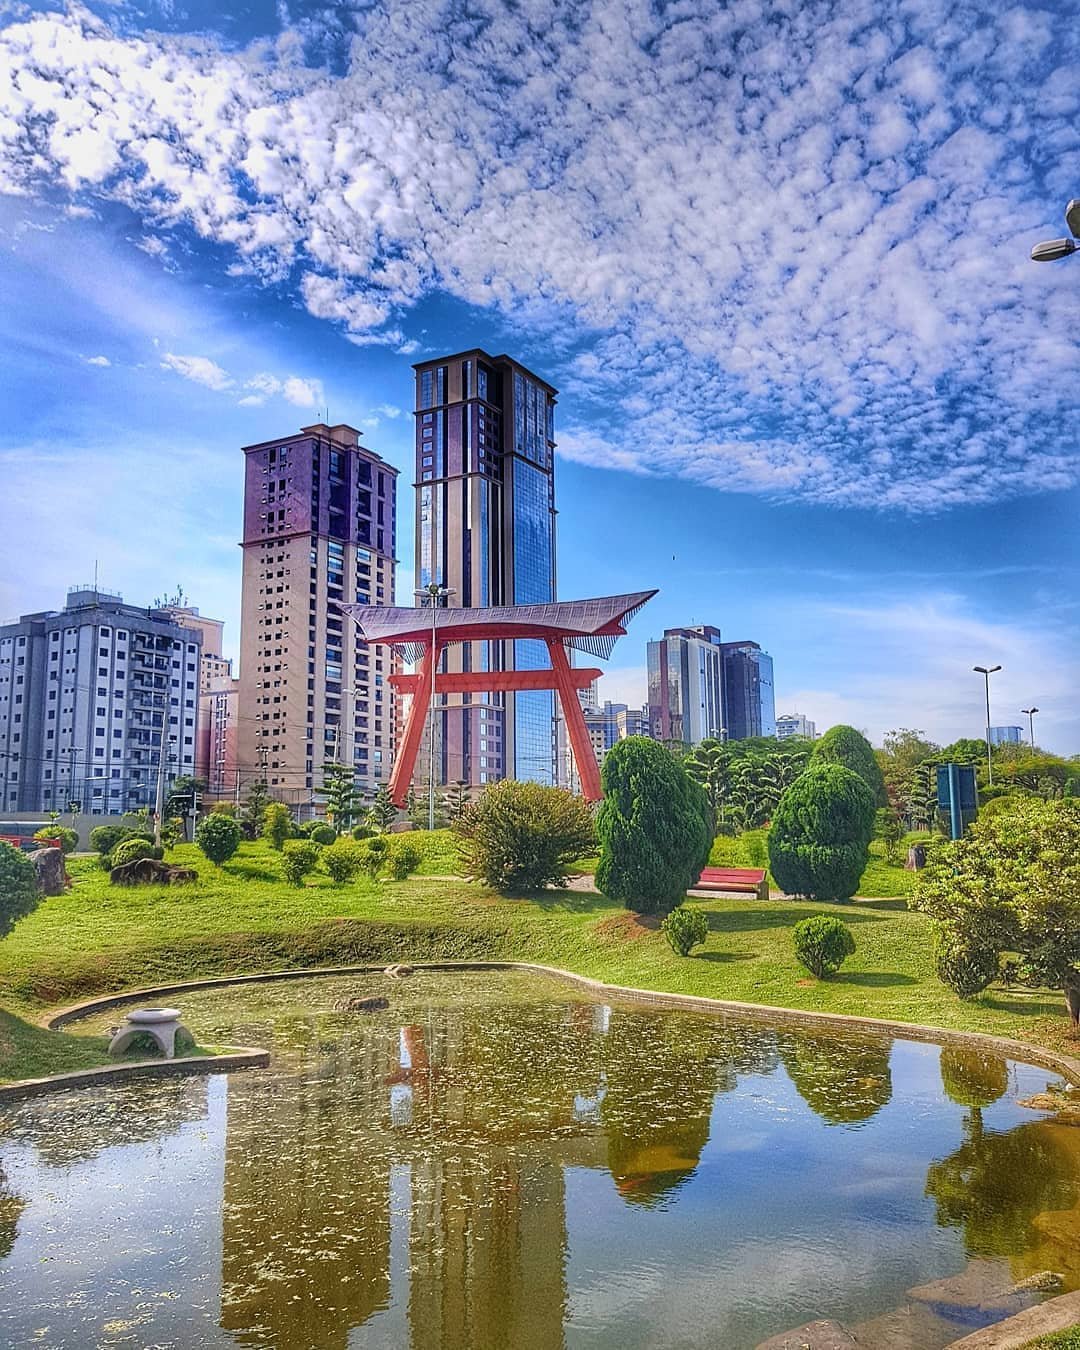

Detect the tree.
xmin=767 ymin=761 xmax=876 ymax=901
xmin=903 ymin=760 xmax=941 ymax=833
xmin=0 ymin=842 xmax=40 ymax=941
xmin=441 ymin=780 xmax=471 ymax=823
xmin=874 ymin=806 xmax=905 ymax=864
xmin=240 ymin=781 xmax=271 ymax=839
xmin=812 ymin=725 xmax=887 ymax=806
xmin=454 ymin=779 xmax=595 ymax=893
xmin=316 ymin=762 xmax=365 ymax=835
xmin=914 ymin=798 xmax=1080 ymax=1022
xmin=367 ymin=785 xmax=399 ymax=834
xmin=596 ymin=736 xmax=712 ymax=914
xmin=263 ymin=801 xmax=292 ymax=850
xmin=195 ymin=812 xmax=242 ymax=866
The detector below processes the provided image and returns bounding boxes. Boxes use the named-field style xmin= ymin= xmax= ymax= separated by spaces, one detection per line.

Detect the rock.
xmin=28 ymin=846 xmax=68 ymax=897
xmin=339 ymin=996 xmax=390 ymax=1013
xmin=110 ymin=858 xmax=198 ymax=886
xmin=1012 ymin=1271 xmax=1064 ymax=1293
xmin=905 ymin=844 xmax=927 ymax=871
xmin=1018 ymin=1092 xmax=1080 ymax=1124
xmin=755 ymin=1319 xmax=859 ymax=1349
xmin=384 ymin=964 xmax=413 ymax=979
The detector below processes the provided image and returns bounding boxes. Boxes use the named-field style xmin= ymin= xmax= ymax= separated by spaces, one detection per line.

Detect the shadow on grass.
xmin=834 ymin=970 xmax=919 ymax=988
xmin=853 ymin=898 xmax=911 ymax=913
xmin=526 ymin=889 xmax=619 ymax=914
xmin=980 ymin=991 xmax=1064 ymax=1020
xmin=695 ymin=950 xmax=758 ymax=963
xmin=705 ymin=906 xmax=887 ymax=933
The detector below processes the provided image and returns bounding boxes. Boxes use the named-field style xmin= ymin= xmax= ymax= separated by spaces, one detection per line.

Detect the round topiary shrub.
xmin=0 ymin=841 xmax=40 ymax=939
xmin=660 ymin=905 xmax=709 ymax=957
xmin=935 ymin=932 xmax=999 ymax=1000
xmin=812 ymin=724 xmax=887 ymax=806
xmin=323 ymin=838 xmax=363 ymax=884
xmin=263 ymin=801 xmax=292 ymax=851
xmin=111 ymin=837 xmax=164 ymax=867
xmin=282 ymin=840 xmax=321 ymax=887
xmin=595 ymin=737 xmax=712 ymax=915
xmin=33 ymin=826 xmax=78 ymax=855
xmin=194 ymin=812 xmax=242 ymax=866
xmin=351 ymin=823 xmax=373 ymax=841
xmin=89 ymin=824 xmax=132 ymax=856
xmin=767 ymin=762 xmax=875 ymax=901
xmin=386 ymin=839 xmax=422 ymax=882
xmin=792 ymin=915 xmax=856 ymax=978
xmin=308 ymin=823 xmax=337 ymax=846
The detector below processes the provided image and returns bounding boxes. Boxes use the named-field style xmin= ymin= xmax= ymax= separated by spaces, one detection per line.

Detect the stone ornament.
xmin=108 ymin=1008 xmax=186 ymax=1059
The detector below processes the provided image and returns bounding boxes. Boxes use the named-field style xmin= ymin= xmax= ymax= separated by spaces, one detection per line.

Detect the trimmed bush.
xmin=282 ymin=840 xmax=321 ymax=887
xmin=323 ymin=838 xmax=363 ymax=884
xmin=362 ymin=834 xmax=390 ymax=877
xmin=33 ymin=826 xmax=78 ymax=855
xmin=792 ymin=915 xmax=856 ymax=978
xmin=111 ymin=838 xmax=164 ymax=867
xmin=812 ymin=724 xmax=888 ymax=806
xmin=935 ymin=932 xmax=999 ymax=1000
xmin=386 ymin=839 xmax=422 ymax=881
xmin=454 ymin=779 xmax=596 ymax=894
xmin=90 ymin=824 xmax=152 ymax=858
xmin=595 ymin=737 xmax=712 ymax=915
xmin=0 ymin=841 xmax=40 ymax=939
xmin=194 ymin=812 xmax=242 ymax=866
xmin=263 ymin=802 xmax=292 ymax=851
xmin=767 ymin=762 xmax=876 ymax=901
xmin=351 ymin=823 xmax=373 ymax=841
xmin=308 ymin=823 xmax=337 ymax=847
xmin=661 ymin=905 xmax=710 ymax=957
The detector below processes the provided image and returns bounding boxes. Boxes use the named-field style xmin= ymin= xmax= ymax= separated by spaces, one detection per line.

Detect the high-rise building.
xmin=989 ymin=725 xmax=1023 ymax=746
xmin=721 ymin=641 xmax=776 ymax=740
xmin=776 ymin=712 xmax=816 ymax=741
xmin=646 ymin=625 xmax=725 ymax=747
xmin=161 ymin=605 xmax=232 ymax=693
xmin=413 ymin=349 xmax=557 ymax=788
xmin=238 ymin=423 xmax=398 ymax=804
xmin=160 ymin=604 xmax=238 ymax=795
xmin=0 ymin=586 xmax=200 ymax=814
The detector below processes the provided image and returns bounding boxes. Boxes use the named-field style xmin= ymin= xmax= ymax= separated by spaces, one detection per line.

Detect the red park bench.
xmin=694 ymin=867 xmax=769 ymax=901
xmin=0 ymin=834 xmax=60 ymax=853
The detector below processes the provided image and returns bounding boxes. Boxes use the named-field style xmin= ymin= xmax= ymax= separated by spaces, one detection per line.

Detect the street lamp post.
xmin=415 ymin=582 xmax=455 ymax=831
xmin=1031 ymin=199 xmax=1080 ymax=262
xmin=1021 ymin=705 xmax=1040 ymax=748
xmin=974 ymin=665 xmax=1002 ymax=787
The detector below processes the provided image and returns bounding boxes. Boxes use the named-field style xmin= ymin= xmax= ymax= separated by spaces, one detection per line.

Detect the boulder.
xmin=28 ymin=846 xmax=68 ymax=897
xmin=339 ymin=996 xmax=390 ymax=1013
xmin=755 ymin=1320 xmax=859 ymax=1349
xmin=110 ymin=858 xmax=198 ymax=886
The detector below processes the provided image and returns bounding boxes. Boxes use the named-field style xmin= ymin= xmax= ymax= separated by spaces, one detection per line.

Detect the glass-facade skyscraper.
xmin=721 ymin=640 xmax=776 ymax=740
xmin=413 ymin=349 xmax=557 ymax=787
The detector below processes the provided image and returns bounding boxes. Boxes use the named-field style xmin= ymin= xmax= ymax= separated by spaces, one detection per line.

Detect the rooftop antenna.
xmin=93 ymin=558 xmax=98 ymax=600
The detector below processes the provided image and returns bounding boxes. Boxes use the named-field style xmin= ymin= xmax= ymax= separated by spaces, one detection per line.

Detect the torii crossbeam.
xmin=340 ymin=591 xmax=657 ymax=805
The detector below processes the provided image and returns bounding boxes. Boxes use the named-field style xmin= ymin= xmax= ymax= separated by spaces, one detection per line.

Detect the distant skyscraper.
xmin=0 ymin=586 xmax=200 ymax=814
xmin=776 ymin=712 xmax=816 ymax=741
xmin=989 ymin=725 xmax=1023 ymax=746
xmin=238 ymin=423 xmax=398 ymax=804
xmin=413 ymin=349 xmax=557 ymax=788
xmin=721 ymin=641 xmax=776 ymax=740
xmin=647 ymin=625 xmax=725 ymax=746
xmin=160 ymin=604 xmax=236 ymax=794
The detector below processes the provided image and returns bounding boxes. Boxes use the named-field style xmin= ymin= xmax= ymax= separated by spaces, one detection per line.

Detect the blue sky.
xmin=0 ymin=0 xmax=1078 ymax=751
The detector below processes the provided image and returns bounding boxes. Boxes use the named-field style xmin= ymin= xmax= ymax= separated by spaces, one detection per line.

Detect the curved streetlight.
xmin=1021 ymin=706 xmax=1039 ymax=747
xmin=974 ymin=665 xmax=1002 ymax=786
xmin=1031 ymin=199 xmax=1080 ymax=262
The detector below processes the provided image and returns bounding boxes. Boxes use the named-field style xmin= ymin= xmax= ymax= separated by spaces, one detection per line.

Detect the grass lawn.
xmin=0 ymin=835 xmax=1073 ymax=1084
xmin=1021 ymin=1331 xmax=1080 ymax=1348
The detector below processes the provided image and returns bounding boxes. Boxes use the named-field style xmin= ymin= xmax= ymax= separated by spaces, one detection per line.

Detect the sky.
xmin=0 ymin=0 xmax=1077 ymax=752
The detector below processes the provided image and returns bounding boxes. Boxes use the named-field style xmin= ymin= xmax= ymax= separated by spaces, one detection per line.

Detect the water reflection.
xmin=1 ymin=973 xmax=1079 ymax=1350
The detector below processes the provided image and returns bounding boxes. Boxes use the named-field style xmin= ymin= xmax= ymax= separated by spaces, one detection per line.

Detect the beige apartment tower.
xmin=238 ymin=423 xmax=398 ymax=808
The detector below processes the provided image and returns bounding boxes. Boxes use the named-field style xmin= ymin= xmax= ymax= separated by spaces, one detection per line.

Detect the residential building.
xmin=161 ymin=605 xmax=232 ymax=693
xmin=989 ymin=725 xmax=1024 ymax=746
xmin=161 ymin=604 xmax=238 ymax=794
xmin=238 ymin=423 xmax=398 ymax=806
xmin=413 ymin=349 xmax=557 ymax=788
xmin=776 ymin=712 xmax=816 ymax=741
xmin=647 ymin=625 xmax=725 ymax=747
xmin=0 ymin=586 xmax=200 ymax=814
xmin=721 ymin=640 xmax=776 ymax=740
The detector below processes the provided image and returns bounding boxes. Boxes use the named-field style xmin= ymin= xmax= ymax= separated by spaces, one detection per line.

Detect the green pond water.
xmin=2 ymin=969 xmax=1080 ymax=1349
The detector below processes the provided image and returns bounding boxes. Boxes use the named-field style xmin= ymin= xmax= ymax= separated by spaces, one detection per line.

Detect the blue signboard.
xmin=937 ymin=763 xmax=978 ymax=838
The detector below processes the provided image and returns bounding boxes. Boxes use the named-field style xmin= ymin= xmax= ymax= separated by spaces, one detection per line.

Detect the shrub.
xmin=33 ymin=825 xmax=78 ymax=854
xmin=813 ymin=725 xmax=888 ymax=806
xmin=323 ymin=838 xmax=363 ymax=884
xmin=194 ymin=812 xmax=242 ymax=866
xmin=351 ymin=824 xmax=373 ymax=841
xmin=308 ymin=823 xmax=337 ymax=846
xmin=0 ymin=842 xmax=40 ymax=939
xmin=792 ymin=915 xmax=856 ymax=978
xmin=934 ymin=931 xmax=1000 ymax=1000
xmin=263 ymin=801 xmax=292 ymax=851
xmin=454 ymin=779 xmax=596 ymax=893
xmin=361 ymin=834 xmax=390 ymax=877
xmin=111 ymin=838 xmax=164 ymax=867
xmin=595 ymin=737 xmax=712 ymax=914
xmin=767 ymin=762 xmax=876 ymax=901
xmin=386 ymin=839 xmax=422 ymax=881
xmin=90 ymin=824 xmax=152 ymax=857
xmin=282 ymin=840 xmax=321 ymax=887
xmin=978 ymin=794 xmax=1028 ymax=820
xmin=661 ymin=905 xmax=710 ymax=957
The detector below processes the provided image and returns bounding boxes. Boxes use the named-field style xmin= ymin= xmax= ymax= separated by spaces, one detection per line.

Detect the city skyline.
xmin=0 ymin=2 xmax=1077 ymax=753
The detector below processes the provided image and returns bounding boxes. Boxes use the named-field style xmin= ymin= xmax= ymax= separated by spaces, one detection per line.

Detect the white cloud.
xmin=160 ymin=352 xmax=233 ymax=391
xmin=1 ymin=4 xmax=1079 ymax=510
xmin=81 ymin=354 xmax=110 ymax=367
xmin=281 ymin=375 xmax=322 ymax=408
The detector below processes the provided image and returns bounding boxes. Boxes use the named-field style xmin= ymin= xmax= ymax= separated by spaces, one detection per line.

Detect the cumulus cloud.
xmin=160 ymin=352 xmax=233 ymax=391
xmin=1 ymin=2 xmax=1079 ymax=509
xmin=81 ymin=354 xmax=111 ymax=367
xmin=162 ymin=354 xmax=323 ymax=406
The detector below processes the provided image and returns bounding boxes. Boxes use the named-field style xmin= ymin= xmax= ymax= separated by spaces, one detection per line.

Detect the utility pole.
xmin=973 ymin=665 xmax=1002 ymax=788
xmin=1021 ymin=706 xmax=1039 ymax=748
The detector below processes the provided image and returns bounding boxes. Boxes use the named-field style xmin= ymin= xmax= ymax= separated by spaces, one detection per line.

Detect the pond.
xmin=2 ymin=969 xmax=1079 ymax=1350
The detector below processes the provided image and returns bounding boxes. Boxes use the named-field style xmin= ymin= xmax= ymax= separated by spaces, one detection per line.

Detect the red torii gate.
xmin=340 ymin=591 xmax=657 ymax=805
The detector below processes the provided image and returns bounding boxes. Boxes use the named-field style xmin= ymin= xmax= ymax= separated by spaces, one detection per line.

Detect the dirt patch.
xmin=592 ymin=913 xmax=655 ymax=943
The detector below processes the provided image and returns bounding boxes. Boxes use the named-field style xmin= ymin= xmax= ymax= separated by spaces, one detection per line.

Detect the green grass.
xmin=0 ymin=837 xmax=1074 ymax=1085
xmin=1020 ymin=1330 xmax=1080 ymax=1349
